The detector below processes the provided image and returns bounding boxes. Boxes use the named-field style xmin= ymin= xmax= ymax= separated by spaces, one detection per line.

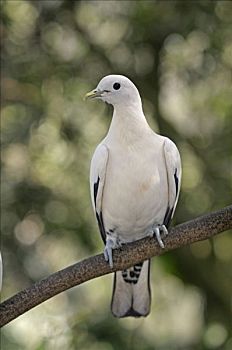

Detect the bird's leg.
xmin=148 ymin=224 xmax=168 ymax=248
xmin=104 ymin=235 xmax=121 ymax=268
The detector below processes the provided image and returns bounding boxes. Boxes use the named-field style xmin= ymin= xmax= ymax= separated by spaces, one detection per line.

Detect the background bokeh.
xmin=1 ymin=1 xmax=232 ymax=349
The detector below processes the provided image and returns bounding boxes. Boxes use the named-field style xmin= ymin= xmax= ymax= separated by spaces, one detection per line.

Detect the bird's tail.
xmin=111 ymin=259 xmax=151 ymax=317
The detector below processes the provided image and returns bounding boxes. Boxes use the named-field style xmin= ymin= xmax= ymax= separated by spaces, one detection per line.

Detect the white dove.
xmin=85 ymin=75 xmax=181 ymax=318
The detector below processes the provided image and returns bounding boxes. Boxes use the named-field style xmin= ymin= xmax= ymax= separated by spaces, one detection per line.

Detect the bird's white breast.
xmin=102 ymin=134 xmax=169 ymax=242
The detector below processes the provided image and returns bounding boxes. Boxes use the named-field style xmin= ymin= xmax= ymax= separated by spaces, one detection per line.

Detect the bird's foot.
xmin=148 ymin=224 xmax=168 ymax=248
xmin=104 ymin=235 xmax=121 ymax=268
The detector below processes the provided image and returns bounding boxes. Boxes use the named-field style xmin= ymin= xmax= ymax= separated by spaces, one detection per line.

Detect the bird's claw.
xmin=104 ymin=246 xmax=113 ymax=268
xmin=149 ymin=224 xmax=168 ymax=248
xmin=104 ymin=236 xmax=121 ymax=268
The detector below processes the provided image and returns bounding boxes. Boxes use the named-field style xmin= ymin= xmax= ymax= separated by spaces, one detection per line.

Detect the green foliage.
xmin=1 ymin=1 xmax=232 ymax=349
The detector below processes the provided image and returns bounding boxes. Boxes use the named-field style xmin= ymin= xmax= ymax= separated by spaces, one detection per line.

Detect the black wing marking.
xmin=96 ymin=211 xmax=106 ymax=243
xmin=163 ymin=205 xmax=174 ymax=228
xmin=93 ymin=177 xmax=106 ymax=243
xmin=94 ymin=176 xmax=100 ymax=207
xmin=163 ymin=168 xmax=179 ymax=227
xmin=174 ymin=168 xmax=178 ymax=197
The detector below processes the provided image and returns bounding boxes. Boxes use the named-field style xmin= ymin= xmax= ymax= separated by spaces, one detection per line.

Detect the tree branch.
xmin=1 ymin=205 xmax=232 ymax=327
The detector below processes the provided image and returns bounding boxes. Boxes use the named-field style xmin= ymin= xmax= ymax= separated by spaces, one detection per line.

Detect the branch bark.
xmin=1 ymin=205 xmax=232 ymax=327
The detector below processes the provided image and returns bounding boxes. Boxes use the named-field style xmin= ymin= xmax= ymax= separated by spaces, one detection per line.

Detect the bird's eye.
xmin=113 ymin=82 xmax=121 ymax=90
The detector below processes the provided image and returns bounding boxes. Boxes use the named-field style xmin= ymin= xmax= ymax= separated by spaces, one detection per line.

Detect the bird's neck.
xmin=107 ymin=102 xmax=150 ymax=144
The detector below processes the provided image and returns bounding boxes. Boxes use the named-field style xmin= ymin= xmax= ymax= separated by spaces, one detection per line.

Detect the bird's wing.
xmin=90 ymin=143 xmax=109 ymax=243
xmin=163 ymin=138 xmax=182 ymax=227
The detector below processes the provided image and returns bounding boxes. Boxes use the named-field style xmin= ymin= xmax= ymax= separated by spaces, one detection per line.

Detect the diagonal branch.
xmin=1 ymin=205 xmax=232 ymax=327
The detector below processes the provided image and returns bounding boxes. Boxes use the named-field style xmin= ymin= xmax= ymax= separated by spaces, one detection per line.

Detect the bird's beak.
xmin=84 ymin=89 xmax=103 ymax=101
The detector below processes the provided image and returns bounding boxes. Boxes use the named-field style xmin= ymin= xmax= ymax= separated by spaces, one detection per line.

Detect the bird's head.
xmin=85 ymin=75 xmax=141 ymax=107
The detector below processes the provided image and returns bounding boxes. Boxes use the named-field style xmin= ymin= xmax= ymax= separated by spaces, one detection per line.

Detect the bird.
xmin=85 ymin=75 xmax=181 ymax=318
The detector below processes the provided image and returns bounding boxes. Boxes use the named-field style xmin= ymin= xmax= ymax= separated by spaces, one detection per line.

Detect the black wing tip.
xmin=96 ymin=211 xmax=106 ymax=243
xmin=163 ymin=205 xmax=174 ymax=228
